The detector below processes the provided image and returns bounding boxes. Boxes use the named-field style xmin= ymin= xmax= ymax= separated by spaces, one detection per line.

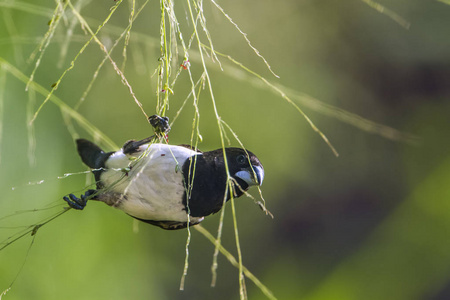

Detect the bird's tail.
xmin=76 ymin=139 xmax=111 ymax=169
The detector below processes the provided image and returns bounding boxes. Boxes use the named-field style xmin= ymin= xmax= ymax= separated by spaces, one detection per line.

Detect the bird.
xmin=63 ymin=137 xmax=264 ymax=230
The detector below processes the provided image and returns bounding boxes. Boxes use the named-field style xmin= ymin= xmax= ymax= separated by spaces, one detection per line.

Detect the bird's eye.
xmin=236 ymin=154 xmax=246 ymax=165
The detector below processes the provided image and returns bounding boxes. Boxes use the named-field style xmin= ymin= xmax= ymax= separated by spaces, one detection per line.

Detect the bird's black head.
xmin=181 ymin=146 xmax=264 ymax=217
xmin=223 ymin=148 xmax=264 ymax=191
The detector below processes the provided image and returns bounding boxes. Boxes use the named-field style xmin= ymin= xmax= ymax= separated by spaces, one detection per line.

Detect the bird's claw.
xmin=123 ymin=114 xmax=171 ymax=154
xmin=63 ymin=189 xmax=96 ymax=210
xmin=63 ymin=194 xmax=86 ymax=210
xmin=148 ymin=114 xmax=170 ymax=136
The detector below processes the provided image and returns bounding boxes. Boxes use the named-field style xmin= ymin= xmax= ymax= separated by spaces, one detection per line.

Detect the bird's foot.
xmin=63 ymin=189 xmax=96 ymax=210
xmin=148 ymin=114 xmax=170 ymax=136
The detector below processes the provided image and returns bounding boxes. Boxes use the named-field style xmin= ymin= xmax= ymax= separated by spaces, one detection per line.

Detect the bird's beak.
xmin=253 ymin=166 xmax=264 ymax=185
xmin=235 ymin=165 xmax=264 ymax=186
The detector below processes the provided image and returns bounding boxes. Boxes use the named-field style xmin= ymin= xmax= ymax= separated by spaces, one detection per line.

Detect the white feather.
xmin=100 ymin=144 xmax=202 ymax=222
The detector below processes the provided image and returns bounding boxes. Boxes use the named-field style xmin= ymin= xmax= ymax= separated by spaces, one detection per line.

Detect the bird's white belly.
xmin=100 ymin=144 xmax=201 ymax=222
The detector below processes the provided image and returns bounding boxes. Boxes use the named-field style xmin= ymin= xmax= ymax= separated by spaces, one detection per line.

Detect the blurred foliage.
xmin=1 ymin=0 xmax=450 ymax=299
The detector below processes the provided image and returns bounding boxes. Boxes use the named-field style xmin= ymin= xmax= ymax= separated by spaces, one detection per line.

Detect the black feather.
xmin=182 ymin=148 xmax=260 ymax=217
xmin=76 ymin=139 xmax=113 ymax=188
xmin=130 ymin=215 xmax=203 ymax=230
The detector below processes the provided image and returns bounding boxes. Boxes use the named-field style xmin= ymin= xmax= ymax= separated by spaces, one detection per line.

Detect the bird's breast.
xmin=100 ymin=144 xmax=201 ymax=222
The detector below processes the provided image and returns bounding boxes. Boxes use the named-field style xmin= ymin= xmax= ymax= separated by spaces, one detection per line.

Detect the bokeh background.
xmin=1 ymin=0 xmax=450 ymax=299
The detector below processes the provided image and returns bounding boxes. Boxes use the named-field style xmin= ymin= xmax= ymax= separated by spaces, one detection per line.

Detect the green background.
xmin=1 ymin=0 xmax=450 ymax=299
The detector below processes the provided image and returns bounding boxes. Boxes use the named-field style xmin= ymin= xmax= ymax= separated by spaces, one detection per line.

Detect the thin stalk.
xmin=195 ymin=225 xmax=277 ymax=300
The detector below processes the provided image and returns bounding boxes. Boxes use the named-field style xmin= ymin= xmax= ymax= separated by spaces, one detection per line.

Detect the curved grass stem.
xmin=195 ymin=225 xmax=277 ymax=300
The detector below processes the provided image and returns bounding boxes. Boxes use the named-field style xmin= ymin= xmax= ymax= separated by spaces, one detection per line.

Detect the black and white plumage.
xmin=64 ymin=138 xmax=264 ymax=230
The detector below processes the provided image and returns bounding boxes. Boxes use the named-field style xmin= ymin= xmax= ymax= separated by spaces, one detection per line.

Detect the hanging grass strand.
xmin=0 ymin=58 xmax=117 ymax=149
xmin=195 ymin=225 xmax=277 ymax=300
xmin=26 ymin=1 xmax=68 ymax=91
xmin=209 ymin=0 xmax=279 ymax=78
xmin=30 ymin=0 xmax=124 ymax=124
xmin=360 ymin=0 xmax=410 ymax=29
